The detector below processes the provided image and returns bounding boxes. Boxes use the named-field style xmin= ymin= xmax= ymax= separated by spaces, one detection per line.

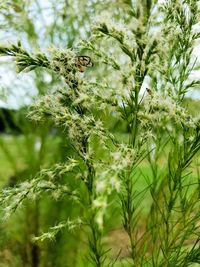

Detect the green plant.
xmin=0 ymin=1 xmax=200 ymax=267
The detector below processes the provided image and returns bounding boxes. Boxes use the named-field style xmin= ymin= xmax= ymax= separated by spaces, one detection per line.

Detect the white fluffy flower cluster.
xmin=139 ymin=92 xmax=198 ymax=130
xmin=110 ymin=144 xmax=136 ymax=172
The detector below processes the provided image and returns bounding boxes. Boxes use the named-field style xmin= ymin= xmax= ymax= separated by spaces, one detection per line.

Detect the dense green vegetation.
xmin=0 ymin=1 xmax=200 ymax=267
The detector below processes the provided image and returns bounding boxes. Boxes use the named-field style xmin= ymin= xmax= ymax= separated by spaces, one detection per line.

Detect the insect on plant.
xmin=74 ymin=55 xmax=93 ymax=72
xmin=146 ymin=87 xmax=153 ymax=96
